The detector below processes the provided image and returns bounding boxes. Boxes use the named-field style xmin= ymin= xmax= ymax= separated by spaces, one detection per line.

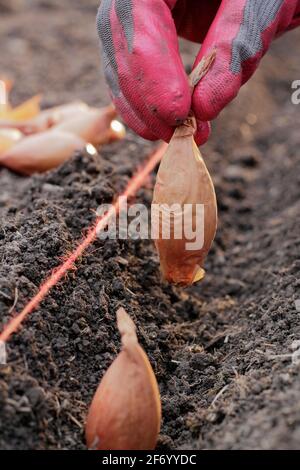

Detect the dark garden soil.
xmin=0 ymin=0 xmax=300 ymax=450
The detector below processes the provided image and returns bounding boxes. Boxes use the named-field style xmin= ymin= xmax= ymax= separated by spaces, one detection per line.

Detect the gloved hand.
xmin=97 ymin=0 xmax=300 ymax=145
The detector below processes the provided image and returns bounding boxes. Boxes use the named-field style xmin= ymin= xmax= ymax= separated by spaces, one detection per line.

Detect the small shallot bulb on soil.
xmin=85 ymin=308 xmax=161 ymax=450
xmin=0 ymin=129 xmax=85 ymax=175
xmin=20 ymin=101 xmax=90 ymax=134
xmin=56 ymin=104 xmax=125 ymax=146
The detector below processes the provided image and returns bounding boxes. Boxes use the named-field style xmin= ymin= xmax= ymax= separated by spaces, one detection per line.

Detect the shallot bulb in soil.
xmin=55 ymin=104 xmax=125 ymax=145
xmin=85 ymin=308 xmax=161 ymax=450
xmin=152 ymin=116 xmax=217 ymax=286
xmin=0 ymin=129 xmax=86 ymax=175
xmin=15 ymin=102 xmax=90 ymax=135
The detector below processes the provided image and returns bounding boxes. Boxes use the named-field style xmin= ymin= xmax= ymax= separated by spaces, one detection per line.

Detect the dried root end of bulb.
xmin=193 ymin=267 xmax=206 ymax=284
xmin=158 ymin=257 xmax=206 ymax=286
xmin=85 ymin=308 xmax=161 ymax=451
xmin=110 ymin=119 xmax=126 ymax=141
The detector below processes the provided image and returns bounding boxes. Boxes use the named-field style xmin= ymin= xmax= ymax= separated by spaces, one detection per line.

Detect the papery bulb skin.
xmin=85 ymin=308 xmax=161 ymax=451
xmin=152 ymin=117 xmax=217 ymax=286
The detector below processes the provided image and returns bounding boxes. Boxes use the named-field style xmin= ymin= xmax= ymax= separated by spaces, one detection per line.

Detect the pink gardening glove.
xmin=97 ymin=0 xmax=300 ymax=145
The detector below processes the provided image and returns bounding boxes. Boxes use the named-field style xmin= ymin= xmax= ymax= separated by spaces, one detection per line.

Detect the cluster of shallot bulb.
xmin=0 ymin=79 xmax=125 ymax=175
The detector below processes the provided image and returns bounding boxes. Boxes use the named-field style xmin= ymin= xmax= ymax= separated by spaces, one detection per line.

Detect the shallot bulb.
xmin=56 ymin=104 xmax=125 ymax=146
xmin=0 ymin=130 xmax=86 ymax=175
xmin=152 ymin=117 xmax=217 ymax=285
xmin=85 ymin=308 xmax=161 ymax=450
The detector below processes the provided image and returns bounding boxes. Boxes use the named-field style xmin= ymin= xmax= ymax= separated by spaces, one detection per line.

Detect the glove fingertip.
xmin=113 ymin=96 xmax=158 ymax=141
xmin=194 ymin=120 xmax=211 ymax=146
xmin=153 ymin=83 xmax=192 ymax=128
xmin=192 ymin=69 xmax=241 ymax=122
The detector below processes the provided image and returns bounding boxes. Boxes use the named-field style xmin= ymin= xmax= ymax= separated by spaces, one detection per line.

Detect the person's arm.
xmin=97 ymin=0 xmax=300 ymax=145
